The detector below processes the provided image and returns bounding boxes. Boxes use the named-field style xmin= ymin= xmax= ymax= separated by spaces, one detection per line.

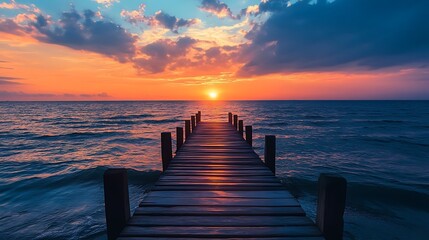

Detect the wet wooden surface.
xmin=119 ymin=122 xmax=323 ymax=239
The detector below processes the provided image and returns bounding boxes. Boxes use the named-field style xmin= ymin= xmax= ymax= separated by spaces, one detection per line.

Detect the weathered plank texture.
xmin=119 ymin=122 xmax=323 ymax=239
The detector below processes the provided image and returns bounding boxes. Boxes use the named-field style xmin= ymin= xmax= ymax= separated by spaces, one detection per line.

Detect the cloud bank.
xmin=238 ymin=0 xmax=429 ymax=76
xmin=33 ymin=9 xmax=136 ymax=62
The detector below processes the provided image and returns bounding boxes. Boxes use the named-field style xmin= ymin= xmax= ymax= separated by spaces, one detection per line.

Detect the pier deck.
xmin=117 ymin=121 xmax=324 ymax=239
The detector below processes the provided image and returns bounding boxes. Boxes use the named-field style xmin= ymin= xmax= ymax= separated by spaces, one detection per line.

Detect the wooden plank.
xmin=140 ymin=197 xmax=300 ymax=207
xmin=120 ymin=226 xmax=322 ymax=238
xmin=133 ymin=206 xmax=306 ymax=216
xmin=118 ymin=237 xmax=324 ymax=240
xmin=127 ymin=216 xmax=314 ymax=227
xmin=146 ymin=190 xmax=294 ymax=199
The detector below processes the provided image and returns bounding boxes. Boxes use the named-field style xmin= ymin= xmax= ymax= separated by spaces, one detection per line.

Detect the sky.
xmin=0 ymin=0 xmax=428 ymax=100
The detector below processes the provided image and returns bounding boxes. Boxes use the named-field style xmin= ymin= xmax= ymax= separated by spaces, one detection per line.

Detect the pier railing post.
xmin=233 ymin=115 xmax=238 ymax=130
xmin=103 ymin=169 xmax=130 ymax=240
xmin=185 ymin=120 xmax=191 ymax=140
xmin=191 ymin=116 xmax=196 ymax=132
xmin=264 ymin=135 xmax=276 ymax=174
xmin=239 ymin=120 xmax=244 ymax=136
xmin=316 ymin=174 xmax=347 ymax=240
xmin=176 ymin=127 xmax=183 ymax=152
xmin=228 ymin=112 xmax=232 ymax=124
xmin=161 ymin=132 xmax=172 ymax=171
xmin=245 ymin=125 xmax=252 ymax=146
xmin=197 ymin=111 xmax=201 ymax=123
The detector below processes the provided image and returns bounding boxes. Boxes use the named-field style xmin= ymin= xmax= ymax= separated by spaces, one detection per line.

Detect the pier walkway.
xmin=104 ymin=113 xmax=346 ymax=240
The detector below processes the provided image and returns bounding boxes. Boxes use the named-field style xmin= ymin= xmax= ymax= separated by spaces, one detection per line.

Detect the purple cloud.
xmin=121 ymin=5 xmax=198 ymax=33
xmin=0 ymin=76 xmax=21 ymax=85
xmin=134 ymin=37 xmax=197 ymax=73
xmin=199 ymin=0 xmax=239 ymax=19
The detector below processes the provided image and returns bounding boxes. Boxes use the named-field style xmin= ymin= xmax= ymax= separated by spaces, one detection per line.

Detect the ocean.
xmin=0 ymin=101 xmax=428 ymax=239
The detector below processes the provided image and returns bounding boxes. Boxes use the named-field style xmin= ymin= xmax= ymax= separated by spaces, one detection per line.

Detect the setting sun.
xmin=208 ymin=91 xmax=218 ymax=100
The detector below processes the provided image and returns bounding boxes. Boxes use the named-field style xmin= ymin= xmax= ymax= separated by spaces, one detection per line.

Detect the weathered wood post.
xmin=239 ymin=120 xmax=244 ymax=136
xmin=264 ymin=135 xmax=276 ymax=174
xmin=228 ymin=112 xmax=232 ymax=124
xmin=103 ymin=169 xmax=130 ymax=240
xmin=176 ymin=127 xmax=183 ymax=152
xmin=197 ymin=111 xmax=201 ymax=123
xmin=191 ymin=116 xmax=196 ymax=132
xmin=316 ymin=174 xmax=347 ymax=240
xmin=161 ymin=132 xmax=172 ymax=171
xmin=245 ymin=125 xmax=252 ymax=146
xmin=233 ymin=115 xmax=238 ymax=130
xmin=185 ymin=120 xmax=191 ymax=139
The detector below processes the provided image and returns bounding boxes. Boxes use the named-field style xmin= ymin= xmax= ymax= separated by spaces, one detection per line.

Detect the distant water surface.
xmin=0 ymin=101 xmax=428 ymax=239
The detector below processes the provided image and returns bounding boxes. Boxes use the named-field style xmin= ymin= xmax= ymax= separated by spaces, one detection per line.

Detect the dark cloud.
xmin=121 ymin=6 xmax=198 ymax=33
xmin=0 ymin=76 xmax=21 ymax=85
xmin=0 ymin=91 xmax=111 ymax=100
xmin=33 ymin=9 xmax=136 ymax=62
xmin=150 ymin=11 xmax=199 ymax=33
xmin=200 ymin=0 xmax=238 ymax=19
xmin=238 ymin=0 xmax=429 ymax=76
xmin=134 ymin=37 xmax=197 ymax=73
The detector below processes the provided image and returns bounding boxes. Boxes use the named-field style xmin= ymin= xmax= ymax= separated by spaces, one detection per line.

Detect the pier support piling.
xmin=233 ymin=115 xmax=238 ymax=130
xmin=316 ymin=174 xmax=347 ymax=240
xmin=245 ymin=126 xmax=252 ymax=146
xmin=239 ymin=120 xmax=244 ymax=136
xmin=176 ymin=127 xmax=183 ymax=152
xmin=191 ymin=116 xmax=196 ymax=132
xmin=197 ymin=111 xmax=201 ymax=123
xmin=228 ymin=112 xmax=232 ymax=124
xmin=185 ymin=120 xmax=191 ymax=140
xmin=161 ymin=132 xmax=172 ymax=171
xmin=103 ymin=169 xmax=130 ymax=240
xmin=264 ymin=135 xmax=276 ymax=174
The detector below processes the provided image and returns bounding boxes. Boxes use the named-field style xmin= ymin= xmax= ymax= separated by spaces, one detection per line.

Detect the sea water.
xmin=0 ymin=101 xmax=428 ymax=239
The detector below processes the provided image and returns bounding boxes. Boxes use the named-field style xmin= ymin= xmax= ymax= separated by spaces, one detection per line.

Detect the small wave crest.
xmin=0 ymin=166 xmax=161 ymax=194
xmin=280 ymin=177 xmax=429 ymax=213
xmin=107 ymin=113 xmax=154 ymax=120
xmin=33 ymin=131 xmax=128 ymax=141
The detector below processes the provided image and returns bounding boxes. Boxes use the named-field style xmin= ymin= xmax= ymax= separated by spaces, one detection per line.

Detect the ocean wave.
xmin=0 ymin=166 xmax=161 ymax=194
xmin=303 ymin=115 xmax=326 ymax=120
xmin=32 ymin=131 xmax=128 ymax=141
xmin=361 ymin=136 xmax=429 ymax=147
xmin=280 ymin=177 xmax=429 ymax=213
xmin=267 ymin=122 xmax=288 ymax=127
xmin=107 ymin=137 xmax=153 ymax=144
xmin=142 ymin=119 xmax=180 ymax=124
xmin=107 ymin=113 xmax=154 ymax=120
xmin=354 ymin=119 xmax=406 ymax=124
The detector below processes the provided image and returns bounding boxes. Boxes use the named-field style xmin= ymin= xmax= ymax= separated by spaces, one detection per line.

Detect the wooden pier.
xmin=104 ymin=112 xmax=346 ymax=240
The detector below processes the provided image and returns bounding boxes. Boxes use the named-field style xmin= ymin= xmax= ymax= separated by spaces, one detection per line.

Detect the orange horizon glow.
xmin=1 ymin=30 xmax=428 ymax=101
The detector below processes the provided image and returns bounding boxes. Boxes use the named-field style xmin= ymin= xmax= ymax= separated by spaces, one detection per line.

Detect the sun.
xmin=208 ymin=91 xmax=218 ymax=100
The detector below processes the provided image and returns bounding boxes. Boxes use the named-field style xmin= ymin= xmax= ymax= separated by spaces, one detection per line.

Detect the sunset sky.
xmin=1 ymin=0 xmax=428 ymax=100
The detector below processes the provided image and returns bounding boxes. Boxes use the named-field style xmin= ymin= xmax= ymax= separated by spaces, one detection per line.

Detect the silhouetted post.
xmin=191 ymin=116 xmax=196 ymax=132
xmin=245 ymin=125 xmax=252 ymax=146
xmin=316 ymin=174 xmax=347 ymax=240
xmin=161 ymin=132 xmax=172 ymax=171
xmin=176 ymin=127 xmax=183 ymax=152
xmin=233 ymin=115 xmax=238 ymax=130
xmin=185 ymin=120 xmax=191 ymax=139
xmin=264 ymin=135 xmax=276 ymax=174
xmin=197 ymin=111 xmax=201 ymax=123
xmin=228 ymin=112 xmax=232 ymax=124
xmin=239 ymin=120 xmax=244 ymax=136
xmin=103 ymin=169 xmax=130 ymax=240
